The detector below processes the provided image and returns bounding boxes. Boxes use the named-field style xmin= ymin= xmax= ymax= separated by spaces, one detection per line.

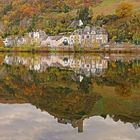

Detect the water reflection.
xmin=3 ymin=54 xmax=108 ymax=76
xmin=0 ymin=53 xmax=140 ymax=139
xmin=0 ymin=104 xmax=139 ymax=140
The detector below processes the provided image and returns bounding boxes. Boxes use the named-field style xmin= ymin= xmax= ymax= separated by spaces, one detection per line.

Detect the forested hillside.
xmin=0 ymin=0 xmax=99 ymax=36
xmin=0 ymin=0 xmax=140 ymax=44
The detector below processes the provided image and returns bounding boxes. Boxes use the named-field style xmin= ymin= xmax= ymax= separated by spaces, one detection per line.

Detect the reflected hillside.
xmin=0 ymin=53 xmax=140 ymax=132
xmin=95 ymin=59 xmax=140 ymax=96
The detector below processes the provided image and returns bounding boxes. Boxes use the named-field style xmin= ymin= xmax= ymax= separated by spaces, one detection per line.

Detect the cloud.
xmin=0 ymin=104 xmax=139 ymax=140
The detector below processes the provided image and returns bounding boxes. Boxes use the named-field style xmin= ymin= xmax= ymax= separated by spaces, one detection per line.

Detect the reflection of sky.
xmin=0 ymin=104 xmax=139 ymax=140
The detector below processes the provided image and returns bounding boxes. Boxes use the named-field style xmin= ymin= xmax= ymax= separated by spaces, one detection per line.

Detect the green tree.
xmin=77 ymin=7 xmax=90 ymax=25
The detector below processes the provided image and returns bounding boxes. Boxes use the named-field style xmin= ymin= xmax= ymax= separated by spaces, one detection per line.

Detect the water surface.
xmin=0 ymin=53 xmax=140 ymax=140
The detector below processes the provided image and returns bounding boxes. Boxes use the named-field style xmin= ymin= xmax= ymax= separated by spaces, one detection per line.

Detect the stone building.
xmin=68 ymin=26 xmax=108 ymax=47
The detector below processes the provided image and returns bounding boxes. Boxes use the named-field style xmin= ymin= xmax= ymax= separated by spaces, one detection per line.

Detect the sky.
xmin=0 ymin=103 xmax=139 ymax=140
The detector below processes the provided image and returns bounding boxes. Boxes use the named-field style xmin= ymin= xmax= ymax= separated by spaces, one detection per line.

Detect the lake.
xmin=0 ymin=53 xmax=140 ymax=140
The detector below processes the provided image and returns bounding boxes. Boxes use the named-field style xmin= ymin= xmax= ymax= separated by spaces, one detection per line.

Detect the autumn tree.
xmin=115 ymin=2 xmax=133 ymax=18
xmin=19 ymin=4 xmax=37 ymax=18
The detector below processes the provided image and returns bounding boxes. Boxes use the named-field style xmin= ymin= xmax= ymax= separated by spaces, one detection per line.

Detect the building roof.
xmin=83 ymin=26 xmax=91 ymax=34
xmin=69 ymin=20 xmax=84 ymax=28
xmin=73 ymin=26 xmax=108 ymax=35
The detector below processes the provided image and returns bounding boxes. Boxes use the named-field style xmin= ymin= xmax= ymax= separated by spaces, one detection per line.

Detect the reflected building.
xmin=3 ymin=54 xmax=108 ymax=76
xmin=58 ymin=118 xmax=84 ymax=133
xmin=133 ymin=123 xmax=140 ymax=129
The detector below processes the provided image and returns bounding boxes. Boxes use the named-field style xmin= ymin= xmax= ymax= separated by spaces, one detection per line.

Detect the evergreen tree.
xmin=77 ymin=7 xmax=90 ymax=25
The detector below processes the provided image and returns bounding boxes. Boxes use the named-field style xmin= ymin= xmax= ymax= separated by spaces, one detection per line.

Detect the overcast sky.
xmin=0 ymin=103 xmax=139 ymax=140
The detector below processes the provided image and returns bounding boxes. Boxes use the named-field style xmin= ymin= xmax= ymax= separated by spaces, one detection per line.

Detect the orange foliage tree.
xmin=19 ymin=4 xmax=37 ymax=18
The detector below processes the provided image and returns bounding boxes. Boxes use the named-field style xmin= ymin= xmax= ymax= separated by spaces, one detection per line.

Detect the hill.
xmin=92 ymin=0 xmax=140 ymax=17
xmin=0 ymin=0 xmax=140 ymax=43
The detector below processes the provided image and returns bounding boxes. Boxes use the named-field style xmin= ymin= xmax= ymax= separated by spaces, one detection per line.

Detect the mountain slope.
xmin=92 ymin=0 xmax=140 ymax=17
xmin=0 ymin=0 xmax=140 ymax=38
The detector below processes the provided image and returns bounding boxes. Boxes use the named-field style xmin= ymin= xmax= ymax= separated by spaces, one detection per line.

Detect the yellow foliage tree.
xmin=115 ymin=2 xmax=133 ymax=18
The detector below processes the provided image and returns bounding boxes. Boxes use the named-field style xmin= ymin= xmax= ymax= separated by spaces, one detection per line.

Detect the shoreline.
xmin=0 ymin=47 xmax=140 ymax=53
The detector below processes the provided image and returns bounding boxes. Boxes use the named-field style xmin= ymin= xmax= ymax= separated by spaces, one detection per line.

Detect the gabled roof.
xmin=83 ymin=26 xmax=91 ymax=34
xmin=69 ymin=20 xmax=83 ymax=28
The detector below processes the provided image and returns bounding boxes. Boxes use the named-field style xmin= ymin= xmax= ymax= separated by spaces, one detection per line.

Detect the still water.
xmin=0 ymin=53 xmax=140 ymax=140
